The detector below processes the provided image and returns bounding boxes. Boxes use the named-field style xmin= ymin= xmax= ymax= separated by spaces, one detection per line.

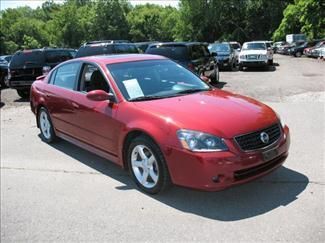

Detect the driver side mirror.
xmin=86 ymin=90 xmax=115 ymax=102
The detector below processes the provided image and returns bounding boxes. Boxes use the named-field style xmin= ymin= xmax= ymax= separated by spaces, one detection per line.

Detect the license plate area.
xmin=262 ymin=148 xmax=279 ymax=162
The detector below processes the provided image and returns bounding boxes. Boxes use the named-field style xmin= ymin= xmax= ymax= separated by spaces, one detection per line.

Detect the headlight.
xmin=177 ymin=129 xmax=228 ymax=152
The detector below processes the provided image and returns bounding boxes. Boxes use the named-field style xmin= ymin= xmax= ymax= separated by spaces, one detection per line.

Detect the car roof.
xmin=149 ymin=42 xmax=206 ymax=47
xmin=74 ymin=54 xmax=167 ymax=65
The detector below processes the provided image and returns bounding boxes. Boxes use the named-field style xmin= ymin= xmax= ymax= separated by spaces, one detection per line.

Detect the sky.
xmin=0 ymin=0 xmax=179 ymax=10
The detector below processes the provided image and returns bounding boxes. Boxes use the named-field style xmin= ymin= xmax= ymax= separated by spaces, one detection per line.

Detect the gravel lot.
xmin=1 ymin=54 xmax=324 ymax=242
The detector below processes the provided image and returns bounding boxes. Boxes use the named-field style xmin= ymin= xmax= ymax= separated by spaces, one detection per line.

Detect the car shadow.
xmin=46 ymin=137 xmax=308 ymax=221
xmin=242 ymin=66 xmax=276 ymax=72
xmin=211 ymin=81 xmax=227 ymax=89
xmin=0 ymin=101 xmax=4 ymax=108
xmin=14 ymin=98 xmax=29 ymax=103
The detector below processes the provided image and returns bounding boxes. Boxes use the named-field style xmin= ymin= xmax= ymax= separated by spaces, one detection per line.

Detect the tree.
xmin=273 ymin=0 xmax=325 ymax=41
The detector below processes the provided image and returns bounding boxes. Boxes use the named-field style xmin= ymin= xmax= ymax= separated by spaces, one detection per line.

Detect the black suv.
xmin=0 ymin=55 xmax=12 ymax=89
xmin=8 ymin=48 xmax=74 ymax=98
xmin=208 ymin=42 xmax=237 ymax=70
xmin=145 ymin=42 xmax=219 ymax=83
xmin=75 ymin=40 xmax=139 ymax=58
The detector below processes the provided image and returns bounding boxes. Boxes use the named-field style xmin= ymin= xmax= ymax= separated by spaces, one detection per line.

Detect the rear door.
xmin=190 ymin=44 xmax=214 ymax=73
xmin=44 ymin=61 xmax=81 ymax=137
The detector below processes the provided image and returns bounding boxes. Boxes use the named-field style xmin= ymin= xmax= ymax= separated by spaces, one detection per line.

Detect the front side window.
xmin=114 ymin=44 xmax=139 ymax=54
xmin=53 ymin=62 xmax=80 ymax=90
xmin=79 ymin=63 xmax=110 ymax=93
xmin=146 ymin=45 xmax=189 ymax=61
xmin=107 ymin=59 xmax=210 ymax=101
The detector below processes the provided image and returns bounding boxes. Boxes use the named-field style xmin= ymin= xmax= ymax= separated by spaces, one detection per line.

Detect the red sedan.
xmin=30 ymin=54 xmax=290 ymax=194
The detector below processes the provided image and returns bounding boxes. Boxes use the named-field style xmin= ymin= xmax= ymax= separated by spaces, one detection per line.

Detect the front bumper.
xmin=239 ymin=60 xmax=268 ymax=67
xmin=9 ymin=80 xmax=35 ymax=89
xmin=164 ymin=125 xmax=290 ymax=191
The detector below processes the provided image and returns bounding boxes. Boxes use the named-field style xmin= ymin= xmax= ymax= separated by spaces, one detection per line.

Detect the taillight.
xmin=42 ymin=66 xmax=51 ymax=75
xmin=188 ymin=63 xmax=195 ymax=70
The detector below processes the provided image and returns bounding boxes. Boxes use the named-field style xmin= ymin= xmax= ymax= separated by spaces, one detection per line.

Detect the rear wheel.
xmin=127 ymin=135 xmax=171 ymax=194
xmin=268 ymin=59 xmax=274 ymax=65
xmin=17 ymin=89 xmax=30 ymax=99
xmin=239 ymin=64 xmax=244 ymax=71
xmin=38 ymin=107 xmax=57 ymax=143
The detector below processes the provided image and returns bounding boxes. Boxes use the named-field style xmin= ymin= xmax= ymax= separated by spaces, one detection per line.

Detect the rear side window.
xmin=53 ymin=62 xmax=80 ymax=90
xmin=191 ymin=45 xmax=210 ymax=59
xmin=44 ymin=50 xmax=73 ymax=64
xmin=146 ymin=45 xmax=188 ymax=60
xmin=75 ymin=45 xmax=114 ymax=58
xmin=114 ymin=44 xmax=139 ymax=54
xmin=10 ymin=51 xmax=45 ymax=67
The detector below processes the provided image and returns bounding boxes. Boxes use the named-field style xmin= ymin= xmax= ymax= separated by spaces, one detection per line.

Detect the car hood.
xmin=240 ymin=50 xmax=267 ymax=55
xmin=133 ymin=89 xmax=278 ymax=138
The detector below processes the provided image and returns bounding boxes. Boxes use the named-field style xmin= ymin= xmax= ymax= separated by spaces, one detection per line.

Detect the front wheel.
xmin=17 ymin=89 xmax=30 ymax=99
xmin=210 ymin=66 xmax=219 ymax=84
xmin=38 ymin=107 xmax=57 ymax=143
xmin=295 ymin=51 xmax=302 ymax=57
xmin=127 ymin=135 xmax=171 ymax=194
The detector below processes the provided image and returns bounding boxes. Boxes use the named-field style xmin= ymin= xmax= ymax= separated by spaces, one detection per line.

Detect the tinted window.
xmin=53 ymin=62 xmax=80 ymax=90
xmin=44 ymin=50 xmax=73 ymax=64
xmin=10 ymin=51 xmax=45 ymax=67
xmin=146 ymin=45 xmax=189 ymax=61
xmin=230 ymin=43 xmax=240 ymax=49
xmin=114 ymin=44 xmax=139 ymax=54
xmin=107 ymin=59 xmax=209 ymax=100
xmin=75 ymin=45 xmax=114 ymax=58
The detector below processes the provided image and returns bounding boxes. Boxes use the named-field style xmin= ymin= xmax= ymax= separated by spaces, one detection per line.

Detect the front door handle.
xmin=72 ymin=102 xmax=79 ymax=109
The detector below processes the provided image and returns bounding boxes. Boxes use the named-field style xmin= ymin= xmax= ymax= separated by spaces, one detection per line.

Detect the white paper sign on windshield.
xmin=123 ymin=78 xmax=144 ymax=99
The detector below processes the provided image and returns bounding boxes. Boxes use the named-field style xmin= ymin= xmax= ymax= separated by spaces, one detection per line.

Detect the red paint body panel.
xmin=30 ymin=54 xmax=290 ymax=191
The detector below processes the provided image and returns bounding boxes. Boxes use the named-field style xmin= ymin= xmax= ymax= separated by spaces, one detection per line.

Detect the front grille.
xmin=235 ymin=123 xmax=281 ymax=151
xmin=234 ymin=154 xmax=287 ymax=181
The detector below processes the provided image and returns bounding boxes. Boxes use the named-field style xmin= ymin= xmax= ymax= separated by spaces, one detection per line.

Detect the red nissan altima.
xmin=30 ymin=54 xmax=290 ymax=194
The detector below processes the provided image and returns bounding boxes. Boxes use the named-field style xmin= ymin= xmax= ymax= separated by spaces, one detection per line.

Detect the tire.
xmin=127 ymin=135 xmax=171 ymax=194
xmin=38 ymin=107 xmax=58 ymax=143
xmin=295 ymin=51 xmax=302 ymax=57
xmin=239 ymin=64 xmax=244 ymax=71
xmin=268 ymin=59 xmax=273 ymax=66
xmin=210 ymin=65 xmax=219 ymax=84
xmin=17 ymin=89 xmax=30 ymax=99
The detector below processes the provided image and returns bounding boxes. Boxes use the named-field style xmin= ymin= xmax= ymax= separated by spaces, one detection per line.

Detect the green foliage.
xmin=273 ymin=0 xmax=325 ymax=41
xmin=0 ymin=0 xmax=322 ymax=55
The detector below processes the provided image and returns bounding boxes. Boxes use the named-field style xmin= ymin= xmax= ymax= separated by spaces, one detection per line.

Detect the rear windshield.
xmin=10 ymin=51 xmax=45 ymax=67
xmin=146 ymin=45 xmax=189 ymax=60
xmin=230 ymin=43 xmax=240 ymax=49
xmin=114 ymin=44 xmax=139 ymax=54
xmin=44 ymin=50 xmax=73 ymax=63
xmin=76 ymin=45 xmax=114 ymax=58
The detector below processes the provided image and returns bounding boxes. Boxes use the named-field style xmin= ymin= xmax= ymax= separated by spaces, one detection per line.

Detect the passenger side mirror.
xmin=86 ymin=90 xmax=115 ymax=102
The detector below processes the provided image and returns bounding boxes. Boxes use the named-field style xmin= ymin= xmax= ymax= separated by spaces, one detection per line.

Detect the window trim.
xmin=50 ymin=61 xmax=82 ymax=91
xmin=76 ymin=61 xmax=119 ymax=103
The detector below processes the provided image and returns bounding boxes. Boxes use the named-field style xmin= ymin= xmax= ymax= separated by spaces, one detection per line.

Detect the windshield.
xmin=107 ymin=59 xmax=210 ymax=101
xmin=243 ymin=43 xmax=266 ymax=50
xmin=209 ymin=43 xmax=230 ymax=52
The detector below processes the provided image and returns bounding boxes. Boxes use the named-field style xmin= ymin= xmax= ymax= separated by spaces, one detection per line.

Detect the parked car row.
xmin=274 ymin=39 xmax=325 ymax=58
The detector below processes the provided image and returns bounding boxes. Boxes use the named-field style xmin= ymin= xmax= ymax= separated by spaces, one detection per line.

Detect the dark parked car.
xmin=288 ymin=40 xmax=320 ymax=57
xmin=0 ymin=55 xmax=12 ymax=88
xmin=75 ymin=41 xmax=139 ymax=58
xmin=8 ymin=48 xmax=74 ymax=98
xmin=304 ymin=40 xmax=325 ymax=57
xmin=135 ymin=41 xmax=159 ymax=53
xmin=146 ymin=42 xmax=219 ymax=83
xmin=208 ymin=42 xmax=237 ymax=70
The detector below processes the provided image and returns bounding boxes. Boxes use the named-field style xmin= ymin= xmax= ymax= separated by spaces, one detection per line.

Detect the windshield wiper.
xmin=129 ymin=95 xmax=167 ymax=102
xmin=175 ymin=88 xmax=210 ymax=95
